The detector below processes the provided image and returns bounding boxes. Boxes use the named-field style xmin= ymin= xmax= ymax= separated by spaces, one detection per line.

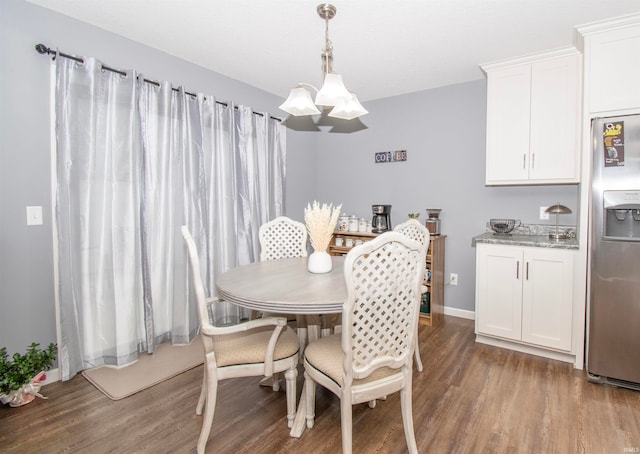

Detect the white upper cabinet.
xmin=577 ymin=14 xmax=640 ymax=115
xmin=482 ymin=48 xmax=582 ymax=185
xmin=485 ymin=64 xmax=531 ymax=183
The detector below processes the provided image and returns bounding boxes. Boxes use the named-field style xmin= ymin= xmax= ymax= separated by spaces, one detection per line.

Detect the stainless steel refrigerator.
xmin=588 ymin=114 xmax=640 ymax=390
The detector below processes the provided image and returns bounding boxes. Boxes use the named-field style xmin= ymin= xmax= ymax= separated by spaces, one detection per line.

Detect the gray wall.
xmin=0 ymin=0 xmax=316 ymax=356
xmin=316 ymin=81 xmax=579 ymax=314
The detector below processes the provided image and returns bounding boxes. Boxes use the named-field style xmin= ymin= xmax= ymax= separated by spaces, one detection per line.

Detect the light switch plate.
xmin=26 ymin=206 xmax=43 ymax=226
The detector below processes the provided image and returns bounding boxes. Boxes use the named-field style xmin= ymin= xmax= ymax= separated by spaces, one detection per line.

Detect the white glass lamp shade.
xmin=328 ymin=93 xmax=369 ymax=120
xmin=315 ymin=73 xmax=351 ymax=106
xmin=279 ymin=87 xmax=321 ymax=116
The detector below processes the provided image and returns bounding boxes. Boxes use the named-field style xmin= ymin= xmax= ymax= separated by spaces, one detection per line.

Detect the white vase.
xmin=307 ymin=251 xmax=332 ymax=274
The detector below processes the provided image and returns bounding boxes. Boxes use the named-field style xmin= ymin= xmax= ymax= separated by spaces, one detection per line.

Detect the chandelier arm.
xmin=296 ymin=83 xmax=320 ymax=93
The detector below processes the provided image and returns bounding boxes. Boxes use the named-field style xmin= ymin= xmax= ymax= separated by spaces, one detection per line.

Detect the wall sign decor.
xmin=375 ymin=149 xmax=407 ymax=163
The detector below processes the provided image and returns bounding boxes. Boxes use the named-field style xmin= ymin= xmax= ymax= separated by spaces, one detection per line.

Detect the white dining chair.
xmin=259 ymin=216 xmax=308 ymax=261
xmin=394 ymin=218 xmax=431 ymax=372
xmin=302 ymin=231 xmax=425 ymax=454
xmin=181 ymin=226 xmax=299 ymax=454
xmin=259 ymin=216 xmax=319 ymax=356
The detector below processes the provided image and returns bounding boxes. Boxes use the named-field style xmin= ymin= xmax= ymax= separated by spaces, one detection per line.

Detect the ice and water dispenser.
xmin=603 ymin=190 xmax=640 ymax=240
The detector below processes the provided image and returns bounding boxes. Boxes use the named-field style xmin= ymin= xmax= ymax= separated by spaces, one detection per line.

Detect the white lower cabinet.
xmin=475 ymin=243 xmax=574 ymax=352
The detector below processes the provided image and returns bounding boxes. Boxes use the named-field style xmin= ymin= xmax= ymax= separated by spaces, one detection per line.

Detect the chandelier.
xmin=279 ymin=3 xmax=368 ymax=121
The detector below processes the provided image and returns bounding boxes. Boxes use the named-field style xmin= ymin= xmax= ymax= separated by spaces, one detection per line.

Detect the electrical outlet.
xmin=26 ymin=206 xmax=43 ymax=226
xmin=539 ymin=206 xmax=549 ymax=220
xmin=450 ymin=273 xmax=458 ymax=286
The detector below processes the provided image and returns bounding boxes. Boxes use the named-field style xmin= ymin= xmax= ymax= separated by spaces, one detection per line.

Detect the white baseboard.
xmin=444 ymin=306 xmax=475 ymax=320
xmin=475 ymin=334 xmax=577 ymax=366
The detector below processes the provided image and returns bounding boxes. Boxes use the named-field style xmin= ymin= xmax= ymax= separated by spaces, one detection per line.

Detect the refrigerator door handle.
xmin=516 ymin=260 xmax=520 ymax=279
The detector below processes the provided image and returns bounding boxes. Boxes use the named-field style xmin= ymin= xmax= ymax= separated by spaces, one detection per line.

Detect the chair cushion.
xmin=214 ymin=325 xmax=299 ymax=367
xmin=304 ymin=334 xmax=401 ymax=386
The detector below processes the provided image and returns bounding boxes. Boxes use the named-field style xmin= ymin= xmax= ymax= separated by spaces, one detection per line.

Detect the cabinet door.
xmin=485 ymin=64 xmax=531 ymax=184
xmin=521 ymin=248 xmax=574 ymax=351
xmin=529 ymin=54 xmax=581 ymax=182
xmin=587 ymin=24 xmax=640 ymax=114
xmin=476 ymin=245 xmax=522 ymax=341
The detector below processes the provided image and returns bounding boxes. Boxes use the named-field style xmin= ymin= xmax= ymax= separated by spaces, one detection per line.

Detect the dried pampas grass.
xmin=304 ymin=201 xmax=343 ymax=252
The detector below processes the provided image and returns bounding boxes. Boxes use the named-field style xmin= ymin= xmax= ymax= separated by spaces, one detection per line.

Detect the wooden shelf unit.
xmin=328 ymin=231 xmax=379 ymax=256
xmin=329 ymin=231 xmax=445 ymax=327
xmin=419 ymin=235 xmax=446 ymax=327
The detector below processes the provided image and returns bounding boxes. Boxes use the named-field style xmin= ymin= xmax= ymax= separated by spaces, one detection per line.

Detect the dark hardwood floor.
xmin=2 ymin=316 xmax=639 ymax=453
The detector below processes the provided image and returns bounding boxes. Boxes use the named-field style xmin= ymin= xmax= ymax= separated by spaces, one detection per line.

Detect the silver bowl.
xmin=489 ymin=218 xmax=520 ymax=235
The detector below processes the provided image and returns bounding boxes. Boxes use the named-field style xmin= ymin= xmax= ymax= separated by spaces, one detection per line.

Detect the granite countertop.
xmin=472 ymin=223 xmax=579 ymax=250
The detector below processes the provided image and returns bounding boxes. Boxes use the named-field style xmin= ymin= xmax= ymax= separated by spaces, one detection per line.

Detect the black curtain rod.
xmin=35 ymin=44 xmax=282 ymax=121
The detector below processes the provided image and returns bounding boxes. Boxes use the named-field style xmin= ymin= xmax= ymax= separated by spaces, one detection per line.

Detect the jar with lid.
xmin=338 ymin=214 xmax=348 ymax=232
xmin=425 ymin=208 xmax=442 ymax=235
xmin=348 ymin=215 xmax=359 ymax=232
xmin=358 ymin=218 xmax=368 ymax=233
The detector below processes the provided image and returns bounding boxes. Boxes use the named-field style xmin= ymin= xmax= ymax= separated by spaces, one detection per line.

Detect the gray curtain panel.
xmin=54 ymin=55 xmax=286 ymax=380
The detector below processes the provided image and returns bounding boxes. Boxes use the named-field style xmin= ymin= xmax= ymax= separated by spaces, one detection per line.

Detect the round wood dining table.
xmin=216 ymin=255 xmax=347 ymax=438
xmin=216 ymin=256 xmax=346 ymax=315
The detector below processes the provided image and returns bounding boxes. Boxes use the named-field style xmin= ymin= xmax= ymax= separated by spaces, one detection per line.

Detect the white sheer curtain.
xmin=54 ymin=55 xmax=286 ymax=380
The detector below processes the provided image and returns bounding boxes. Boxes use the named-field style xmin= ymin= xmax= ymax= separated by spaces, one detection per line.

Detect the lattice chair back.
xmin=393 ymin=218 xmax=430 ymax=255
xmin=392 ymin=218 xmax=430 ymax=372
xmin=259 ymin=216 xmax=308 ymax=261
xmin=343 ymin=231 xmax=426 ymax=380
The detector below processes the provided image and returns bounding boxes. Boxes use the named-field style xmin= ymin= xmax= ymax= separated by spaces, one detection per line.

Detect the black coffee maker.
xmin=372 ymin=204 xmax=392 ymax=233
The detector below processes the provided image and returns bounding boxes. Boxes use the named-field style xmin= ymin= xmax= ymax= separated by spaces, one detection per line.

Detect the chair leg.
xmin=284 ymin=367 xmax=298 ymax=428
xmin=196 ymin=367 xmax=207 ymax=415
xmin=307 ymin=324 xmax=320 ymax=344
xmin=414 ymin=325 xmax=424 ymax=372
xmin=304 ymin=371 xmax=316 ymax=429
xmin=333 ymin=313 xmax=342 ymax=334
xmin=341 ymin=396 xmax=353 ymax=454
xmin=272 ymin=373 xmax=281 ymax=392
xmin=400 ymin=385 xmax=418 ymax=454
xmin=297 ymin=326 xmax=308 ymax=360
xmin=197 ymin=361 xmax=218 ymax=454
xmin=414 ymin=345 xmax=424 ymax=372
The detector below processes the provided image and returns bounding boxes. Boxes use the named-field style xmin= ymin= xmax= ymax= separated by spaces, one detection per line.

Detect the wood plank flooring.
xmin=2 ymin=316 xmax=639 ymax=453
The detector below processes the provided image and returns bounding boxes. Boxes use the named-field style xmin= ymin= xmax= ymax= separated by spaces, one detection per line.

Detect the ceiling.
xmin=25 ymin=0 xmax=640 ymax=102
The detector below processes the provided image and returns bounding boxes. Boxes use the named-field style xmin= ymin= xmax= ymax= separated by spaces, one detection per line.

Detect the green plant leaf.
xmin=0 ymin=342 xmax=56 ymax=395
